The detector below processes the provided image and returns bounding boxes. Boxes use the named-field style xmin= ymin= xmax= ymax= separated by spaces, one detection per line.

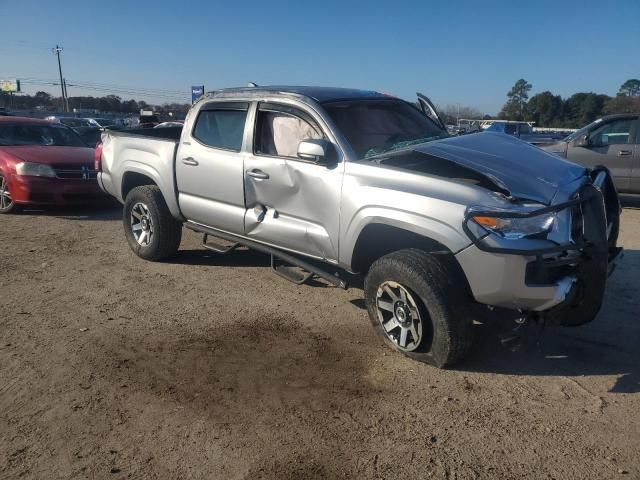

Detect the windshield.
xmin=60 ymin=118 xmax=91 ymax=127
xmin=0 ymin=124 xmax=87 ymax=147
xmin=323 ymin=99 xmax=448 ymax=158
xmin=565 ymin=119 xmax=602 ymax=141
xmin=93 ymin=118 xmax=116 ymax=127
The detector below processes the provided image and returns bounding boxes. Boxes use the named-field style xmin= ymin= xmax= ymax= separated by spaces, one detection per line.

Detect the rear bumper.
xmin=11 ymin=175 xmax=106 ymax=205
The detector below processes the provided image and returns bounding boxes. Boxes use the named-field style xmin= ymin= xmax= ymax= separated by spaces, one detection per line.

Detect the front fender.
xmin=340 ymin=205 xmax=472 ymax=268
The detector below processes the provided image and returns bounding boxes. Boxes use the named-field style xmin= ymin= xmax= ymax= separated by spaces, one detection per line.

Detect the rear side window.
xmin=192 ymin=104 xmax=248 ymax=151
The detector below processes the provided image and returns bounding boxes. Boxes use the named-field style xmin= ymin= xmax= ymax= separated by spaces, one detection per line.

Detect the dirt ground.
xmin=1 ymin=198 xmax=639 ymax=480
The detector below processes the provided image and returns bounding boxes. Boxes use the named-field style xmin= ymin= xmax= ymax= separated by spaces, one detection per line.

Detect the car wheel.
xmin=123 ymin=185 xmax=182 ymax=261
xmin=0 ymin=173 xmax=20 ymax=214
xmin=364 ymin=249 xmax=474 ymax=368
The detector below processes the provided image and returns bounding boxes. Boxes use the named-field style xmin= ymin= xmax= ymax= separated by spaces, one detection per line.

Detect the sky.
xmin=1 ymin=0 xmax=639 ymax=114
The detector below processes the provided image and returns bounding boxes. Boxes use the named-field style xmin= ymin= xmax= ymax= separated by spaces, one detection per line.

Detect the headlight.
xmin=471 ymin=212 xmax=556 ymax=240
xmin=15 ymin=162 xmax=56 ymax=178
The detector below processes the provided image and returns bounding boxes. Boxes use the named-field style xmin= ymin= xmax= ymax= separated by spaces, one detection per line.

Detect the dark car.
xmin=541 ymin=114 xmax=640 ymax=194
xmin=485 ymin=121 xmax=563 ymax=146
xmin=0 ymin=117 xmax=106 ymax=213
xmin=45 ymin=116 xmax=103 ymax=147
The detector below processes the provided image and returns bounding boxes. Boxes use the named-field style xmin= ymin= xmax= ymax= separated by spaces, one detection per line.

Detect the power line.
xmin=15 ymin=77 xmax=188 ymax=99
xmin=18 ymin=79 xmax=187 ymax=101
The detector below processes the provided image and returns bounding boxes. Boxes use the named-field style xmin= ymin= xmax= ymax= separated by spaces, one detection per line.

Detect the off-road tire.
xmin=123 ymin=185 xmax=182 ymax=261
xmin=364 ymin=249 xmax=474 ymax=368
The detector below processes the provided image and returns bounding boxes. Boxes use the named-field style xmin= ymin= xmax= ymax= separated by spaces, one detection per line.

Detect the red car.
xmin=0 ymin=117 xmax=105 ymax=213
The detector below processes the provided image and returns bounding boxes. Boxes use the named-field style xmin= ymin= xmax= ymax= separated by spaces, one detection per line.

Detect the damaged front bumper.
xmin=457 ymin=168 xmax=621 ymax=326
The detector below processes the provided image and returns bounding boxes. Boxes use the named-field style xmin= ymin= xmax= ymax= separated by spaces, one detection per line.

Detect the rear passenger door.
xmin=568 ymin=117 xmax=637 ymax=193
xmin=176 ymin=101 xmax=249 ymax=233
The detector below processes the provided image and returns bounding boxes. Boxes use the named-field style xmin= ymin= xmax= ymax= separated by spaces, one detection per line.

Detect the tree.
xmin=527 ymin=91 xmax=562 ymax=127
xmin=498 ymin=79 xmax=532 ymax=121
xmin=618 ymin=79 xmax=640 ymax=97
xmin=563 ymin=93 xmax=609 ymax=126
xmin=603 ymin=95 xmax=640 ymax=114
xmin=34 ymin=91 xmax=53 ymax=105
xmin=438 ymin=104 xmax=484 ymax=124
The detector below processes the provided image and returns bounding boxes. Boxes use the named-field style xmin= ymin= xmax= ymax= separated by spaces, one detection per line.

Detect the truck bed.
xmin=105 ymin=126 xmax=183 ymax=141
xmin=98 ymin=127 xmax=183 ymax=219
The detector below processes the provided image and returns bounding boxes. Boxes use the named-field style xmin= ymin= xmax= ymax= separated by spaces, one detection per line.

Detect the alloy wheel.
xmin=130 ymin=202 xmax=154 ymax=246
xmin=375 ymin=281 xmax=425 ymax=351
xmin=0 ymin=175 xmax=13 ymax=211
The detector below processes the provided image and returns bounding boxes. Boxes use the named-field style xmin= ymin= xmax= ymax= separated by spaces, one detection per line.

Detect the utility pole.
xmin=63 ymin=78 xmax=70 ymax=112
xmin=52 ymin=45 xmax=67 ymax=112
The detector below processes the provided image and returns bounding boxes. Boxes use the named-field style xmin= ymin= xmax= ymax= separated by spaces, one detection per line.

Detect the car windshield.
xmin=322 ymin=99 xmax=448 ymax=159
xmin=0 ymin=124 xmax=87 ymax=147
xmin=61 ymin=118 xmax=91 ymax=127
xmin=94 ymin=118 xmax=115 ymax=126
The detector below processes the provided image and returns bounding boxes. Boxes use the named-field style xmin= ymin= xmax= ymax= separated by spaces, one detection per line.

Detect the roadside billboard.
xmin=1 ymin=79 xmax=20 ymax=92
xmin=191 ymin=85 xmax=204 ymax=103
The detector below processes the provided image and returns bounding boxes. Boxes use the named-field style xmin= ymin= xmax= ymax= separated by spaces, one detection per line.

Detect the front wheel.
xmin=364 ymin=249 xmax=474 ymax=368
xmin=123 ymin=185 xmax=182 ymax=261
xmin=0 ymin=173 xmax=20 ymax=214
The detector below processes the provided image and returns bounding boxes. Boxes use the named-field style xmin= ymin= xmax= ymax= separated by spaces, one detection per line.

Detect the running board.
xmin=271 ymin=255 xmax=314 ymax=285
xmin=202 ymin=233 xmax=239 ymax=254
xmin=185 ymin=221 xmax=348 ymax=289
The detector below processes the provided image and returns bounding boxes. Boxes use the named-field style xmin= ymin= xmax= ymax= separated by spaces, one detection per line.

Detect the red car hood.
xmin=1 ymin=146 xmax=94 ymax=166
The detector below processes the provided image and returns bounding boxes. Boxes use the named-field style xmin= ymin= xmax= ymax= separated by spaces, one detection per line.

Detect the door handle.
xmin=182 ymin=157 xmax=199 ymax=166
xmin=246 ymin=169 xmax=269 ymax=180
xmin=618 ymin=150 xmax=632 ymax=157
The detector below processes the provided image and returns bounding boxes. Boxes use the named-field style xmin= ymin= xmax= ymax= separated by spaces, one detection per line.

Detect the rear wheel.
xmin=0 ymin=173 xmax=20 ymax=214
xmin=123 ymin=185 xmax=182 ymax=260
xmin=364 ymin=249 xmax=474 ymax=368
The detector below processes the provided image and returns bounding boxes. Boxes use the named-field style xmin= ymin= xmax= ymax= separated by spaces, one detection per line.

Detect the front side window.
xmin=323 ymin=99 xmax=447 ymax=159
xmin=254 ymin=104 xmax=323 ymax=158
xmin=504 ymin=124 xmax=518 ymax=135
xmin=0 ymin=124 xmax=87 ymax=147
xmin=192 ymin=106 xmax=248 ymax=151
xmin=590 ymin=119 xmax=633 ymax=146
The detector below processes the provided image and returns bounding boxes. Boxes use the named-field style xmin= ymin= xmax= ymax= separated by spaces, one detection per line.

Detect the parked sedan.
xmin=0 ymin=117 xmax=105 ymax=213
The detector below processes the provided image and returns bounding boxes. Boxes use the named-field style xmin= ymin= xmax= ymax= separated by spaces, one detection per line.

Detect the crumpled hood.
xmin=412 ymin=132 xmax=585 ymax=204
xmin=1 ymin=145 xmax=94 ymax=166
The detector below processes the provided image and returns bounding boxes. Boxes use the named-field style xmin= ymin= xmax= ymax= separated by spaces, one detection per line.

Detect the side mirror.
xmin=297 ymin=139 xmax=330 ymax=163
xmin=575 ymin=134 xmax=590 ymax=147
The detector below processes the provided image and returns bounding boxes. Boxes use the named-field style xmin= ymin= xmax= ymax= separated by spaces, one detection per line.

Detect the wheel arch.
xmin=350 ymin=223 xmax=453 ymax=272
xmin=119 ymin=166 xmax=183 ymax=221
xmin=121 ymin=170 xmax=158 ymax=200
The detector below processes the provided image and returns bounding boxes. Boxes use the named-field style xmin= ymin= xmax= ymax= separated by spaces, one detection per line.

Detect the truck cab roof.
xmin=208 ymin=85 xmax=391 ymax=103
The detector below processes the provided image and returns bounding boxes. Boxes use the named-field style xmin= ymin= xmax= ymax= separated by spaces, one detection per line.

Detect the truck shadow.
xmin=167 ymin=247 xmax=271 ymax=268
xmin=461 ymin=249 xmax=640 ymax=393
xmin=19 ymin=201 xmax=121 ymax=221
xmin=619 ymin=194 xmax=640 ymax=209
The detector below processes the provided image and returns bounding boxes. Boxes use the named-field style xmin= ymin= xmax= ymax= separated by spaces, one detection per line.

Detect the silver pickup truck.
xmin=97 ymin=86 xmax=622 ymax=368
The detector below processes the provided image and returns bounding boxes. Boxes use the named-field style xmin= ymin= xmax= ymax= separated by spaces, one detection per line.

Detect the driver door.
xmin=243 ymin=102 xmax=343 ymax=261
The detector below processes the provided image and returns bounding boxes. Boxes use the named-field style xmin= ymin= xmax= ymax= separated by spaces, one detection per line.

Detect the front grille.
xmin=54 ymin=165 xmax=98 ymax=180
